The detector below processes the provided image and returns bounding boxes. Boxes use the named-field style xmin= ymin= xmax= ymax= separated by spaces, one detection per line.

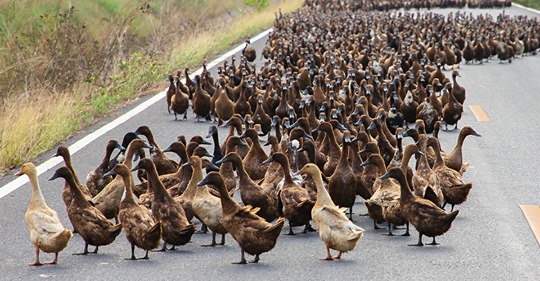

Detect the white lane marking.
xmin=0 ymin=28 xmax=273 ymax=200
xmin=513 ymin=3 xmax=540 ymax=15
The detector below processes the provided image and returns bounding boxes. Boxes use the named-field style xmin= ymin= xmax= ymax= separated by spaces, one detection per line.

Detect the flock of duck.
xmin=16 ymin=0 xmax=540 ymax=267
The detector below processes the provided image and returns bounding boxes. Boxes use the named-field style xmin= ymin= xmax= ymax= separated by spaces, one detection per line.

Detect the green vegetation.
xmin=244 ymin=0 xmax=269 ymax=10
xmin=514 ymin=0 xmax=540 ymax=10
xmin=0 ymin=0 xmax=303 ymax=173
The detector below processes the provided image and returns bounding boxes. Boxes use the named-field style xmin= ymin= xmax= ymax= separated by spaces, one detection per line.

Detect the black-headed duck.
xmin=132 ymin=159 xmax=195 ymax=251
xmin=17 ymin=163 xmax=72 ymax=266
xmin=86 ymin=140 xmax=124 ymax=197
xmin=295 ymin=164 xmax=364 ymax=260
xmin=49 ymin=167 xmax=122 ymax=255
xmin=197 ymin=172 xmax=285 ymax=264
xmin=108 ymin=164 xmax=161 ymax=260
xmin=206 ymin=125 xmax=223 ymax=171
xmin=380 ymin=167 xmax=459 ymax=246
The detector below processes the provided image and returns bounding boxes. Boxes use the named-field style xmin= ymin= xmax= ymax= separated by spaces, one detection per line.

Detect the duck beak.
xmin=205 ymin=152 xmax=214 ymax=158
xmin=208 ymin=161 xmax=220 ymax=171
xmin=303 ymin=133 xmax=313 ymax=139
xmin=367 ymin=121 xmax=376 ymax=131
xmin=261 ymin=157 xmax=274 ymax=164
xmin=197 ymin=177 xmax=210 ymax=187
xmin=293 ymin=170 xmax=303 ymax=176
xmin=102 ymin=169 xmax=117 ymax=178
xmin=379 ymin=172 xmax=391 ymax=180
xmin=15 ymin=170 xmax=23 ymax=177
xmin=359 ymin=159 xmax=370 ymax=167
xmin=201 ymin=140 xmax=212 ymax=145
xmin=163 ymin=146 xmax=172 ymax=153
xmin=237 ymin=140 xmax=249 ymax=147
xmin=48 ymin=172 xmax=61 ymax=181
xmin=131 ymin=163 xmax=141 ymax=172
xmin=182 ymin=162 xmax=192 ymax=167
xmin=116 ymin=144 xmax=126 ymax=152
xmin=358 ymin=147 xmax=369 ymax=154
xmin=215 ymin=158 xmax=226 ymax=165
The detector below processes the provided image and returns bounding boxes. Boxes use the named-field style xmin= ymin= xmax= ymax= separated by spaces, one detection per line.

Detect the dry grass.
xmin=0 ymin=0 xmax=303 ymax=173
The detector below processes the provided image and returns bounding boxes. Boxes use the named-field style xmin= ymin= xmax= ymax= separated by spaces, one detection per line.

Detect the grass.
xmin=513 ymin=0 xmax=540 ymax=10
xmin=0 ymin=0 xmax=303 ymax=173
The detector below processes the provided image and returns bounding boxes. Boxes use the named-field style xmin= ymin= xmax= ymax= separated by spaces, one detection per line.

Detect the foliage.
xmin=244 ymin=0 xmax=269 ymax=10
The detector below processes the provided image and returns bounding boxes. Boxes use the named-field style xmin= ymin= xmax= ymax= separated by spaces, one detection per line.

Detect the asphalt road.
xmin=1 ymin=5 xmax=540 ymax=281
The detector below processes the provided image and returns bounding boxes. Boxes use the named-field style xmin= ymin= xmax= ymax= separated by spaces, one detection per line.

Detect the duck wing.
xmin=27 ymin=210 xmax=65 ymax=234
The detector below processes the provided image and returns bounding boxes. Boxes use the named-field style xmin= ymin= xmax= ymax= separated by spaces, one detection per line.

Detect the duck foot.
xmin=152 ymin=243 xmax=168 ymax=252
xmin=202 ymin=232 xmax=217 ymax=247
xmin=427 ymin=237 xmax=439 ymax=246
xmin=373 ymin=220 xmax=385 ymax=230
xmin=358 ymin=213 xmax=369 ymax=216
xmin=383 ymin=222 xmax=395 ymax=236
xmin=92 ymin=246 xmax=99 ymax=254
xmin=140 ymin=250 xmax=150 ymax=260
xmin=217 ymin=234 xmax=226 ymax=245
xmin=29 ymin=262 xmax=43 ymax=266
xmin=285 ymin=224 xmax=296 ymax=235
xmin=168 ymin=245 xmax=177 ymax=251
xmin=334 ymin=252 xmax=342 ymax=260
xmin=321 ymin=244 xmax=334 ymax=260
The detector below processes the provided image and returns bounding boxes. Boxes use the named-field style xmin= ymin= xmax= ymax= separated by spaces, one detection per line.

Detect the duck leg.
xmin=196 ymin=224 xmax=208 ymax=234
xmin=153 ymin=242 xmax=168 ymax=252
xmin=383 ymin=222 xmax=394 ymax=236
xmin=202 ymin=232 xmax=217 ymax=247
xmin=169 ymin=245 xmax=177 ymax=251
xmin=408 ymin=233 xmax=424 ymax=246
xmin=205 ymin=114 xmax=212 ymax=122
xmin=402 ymin=222 xmax=411 ymax=236
xmin=183 ymin=112 xmax=187 ymax=120
xmin=218 ymin=233 xmax=226 ymax=245
xmin=45 ymin=252 xmax=59 ymax=265
xmin=348 ymin=206 xmax=355 ymax=221
xmin=373 ymin=219 xmax=385 ymax=230
xmin=126 ymin=243 xmax=137 ymax=260
xmin=74 ymin=242 xmax=90 ymax=255
xmin=321 ymin=243 xmax=334 ymax=261
xmin=285 ymin=222 xmax=296 ymax=235
xmin=427 ymin=237 xmax=439 ymax=246
xmin=302 ymin=222 xmax=316 ymax=233
xmin=442 ymin=201 xmax=447 ymax=209
xmin=174 ymin=113 xmax=178 ymax=121
xmin=250 ymin=254 xmax=260 ymax=263
xmin=451 ymin=204 xmax=455 ymax=212
xmin=233 ymin=250 xmax=247 ymax=264
xmin=141 ymin=250 xmax=150 ymax=260
xmin=334 ymin=251 xmax=342 ymax=260
xmin=92 ymin=246 xmax=99 ymax=254
xmin=30 ymin=246 xmax=43 ymax=266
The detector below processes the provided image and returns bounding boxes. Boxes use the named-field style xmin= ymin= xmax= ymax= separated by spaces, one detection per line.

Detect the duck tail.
xmin=265 ymin=217 xmax=285 ymax=236
xmin=423 ymin=186 xmax=441 ymax=206
xmin=111 ymin=223 xmax=123 ymax=237
xmin=146 ymin=222 xmax=162 ymax=249
xmin=445 ymin=210 xmax=460 ymax=224
xmin=55 ymin=229 xmax=73 ymax=246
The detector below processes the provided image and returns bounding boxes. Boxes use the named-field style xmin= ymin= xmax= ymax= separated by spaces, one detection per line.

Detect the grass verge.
xmin=0 ymin=0 xmax=303 ymax=174
xmin=514 ymin=0 xmax=540 ymax=10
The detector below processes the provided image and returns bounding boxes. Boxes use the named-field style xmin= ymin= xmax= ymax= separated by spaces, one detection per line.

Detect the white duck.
xmin=295 ymin=163 xmax=364 ymax=260
xmin=16 ymin=163 xmax=72 ymax=266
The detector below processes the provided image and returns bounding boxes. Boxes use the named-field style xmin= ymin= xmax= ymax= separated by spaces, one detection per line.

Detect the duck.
xmin=206 ymin=125 xmax=224 ymax=170
xmin=16 ymin=163 xmax=72 ymax=266
xmin=106 ymin=164 xmax=161 ymax=260
xmin=451 ymin=70 xmax=466 ymax=105
xmin=221 ymin=116 xmax=250 ymax=158
xmin=299 ymin=139 xmax=327 ymax=173
xmin=380 ymin=167 xmax=459 ymax=246
xmin=252 ymin=94 xmax=272 ymax=135
xmin=132 ymin=159 xmax=195 ymax=251
xmin=443 ymin=126 xmax=481 ymax=174
xmin=49 ymin=167 xmax=122 ymax=255
xmin=427 ymin=137 xmax=473 ymax=212
xmin=170 ymin=76 xmax=190 ymax=120
xmin=214 ymin=89 xmax=234 ymax=125
xmin=166 ymin=74 xmax=176 ymax=114
xmin=327 ymin=131 xmax=357 ymax=219
xmin=412 ymin=135 xmax=443 ymax=207
xmin=188 ymin=156 xmax=228 ymax=246
xmin=295 ymin=164 xmax=364 ymax=260
xmin=85 ymin=140 xmax=124 ymax=197
xmin=400 ymin=90 xmax=418 ymax=126
xmin=53 ymin=146 xmax=93 ymax=209
xmin=367 ymin=119 xmax=396 ymax=167
xmin=218 ymin=152 xmax=280 ymax=222
xmin=242 ymin=39 xmax=256 ymax=62
xmin=312 ymin=122 xmax=341 ymax=177
xmin=92 ymin=139 xmax=150 ymax=222
xmin=263 ymin=152 xmax=315 ymax=235
xmin=135 ymin=125 xmax=178 ymax=175
xmin=192 ymin=75 xmax=213 ymax=121
xmin=239 ymin=128 xmax=269 ymax=181
xmin=197 ymin=172 xmax=285 ymax=264
xmin=416 ymin=92 xmax=440 ymax=134
xmin=441 ymin=87 xmax=463 ymax=130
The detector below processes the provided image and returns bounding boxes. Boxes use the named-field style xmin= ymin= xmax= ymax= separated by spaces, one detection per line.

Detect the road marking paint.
xmin=520 ymin=205 xmax=540 ymax=246
xmin=0 ymin=28 xmax=274 ymax=200
xmin=513 ymin=3 xmax=540 ymax=15
xmin=468 ymin=105 xmax=491 ymax=122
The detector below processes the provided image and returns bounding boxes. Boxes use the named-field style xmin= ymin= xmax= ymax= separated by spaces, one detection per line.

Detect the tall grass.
xmin=0 ymin=0 xmax=303 ymax=173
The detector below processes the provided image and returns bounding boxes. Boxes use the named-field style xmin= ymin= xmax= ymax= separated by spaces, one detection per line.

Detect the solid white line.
xmin=0 ymin=27 xmax=273 ymax=200
xmin=513 ymin=3 xmax=540 ymax=15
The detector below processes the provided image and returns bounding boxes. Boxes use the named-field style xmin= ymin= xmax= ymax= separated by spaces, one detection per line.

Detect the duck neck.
xmin=215 ymin=178 xmax=240 ymax=215
xmin=211 ymin=133 xmax=222 ymax=160
xmin=66 ymin=172 xmax=89 ymax=206
xmin=120 ymin=172 xmax=137 ymax=205
xmin=28 ymin=171 xmax=48 ymax=210
xmin=147 ymin=166 xmax=169 ymax=199
xmin=313 ymin=171 xmax=335 ymax=207
xmin=279 ymin=157 xmax=294 ymax=184
xmin=338 ymin=140 xmax=351 ymax=168
xmin=192 ymin=163 xmax=207 ymax=198
xmin=63 ymin=155 xmax=81 ymax=186
xmin=99 ymin=145 xmax=115 ymax=170
xmin=431 ymin=143 xmax=445 ymax=169
xmin=397 ymin=172 xmax=413 ymax=202
xmin=123 ymin=145 xmax=139 ymax=170
xmin=231 ymin=156 xmax=250 ymax=183
xmin=400 ymin=148 xmax=415 ymax=174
